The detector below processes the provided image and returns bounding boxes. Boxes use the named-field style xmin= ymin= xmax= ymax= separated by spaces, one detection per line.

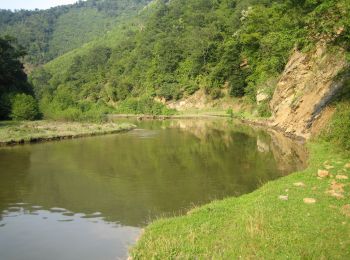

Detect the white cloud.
xmin=0 ymin=0 xmax=84 ymax=11
xmin=50 ymin=0 xmax=80 ymax=7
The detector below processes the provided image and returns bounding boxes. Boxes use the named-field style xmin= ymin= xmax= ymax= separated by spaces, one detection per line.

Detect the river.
xmin=0 ymin=119 xmax=307 ymax=259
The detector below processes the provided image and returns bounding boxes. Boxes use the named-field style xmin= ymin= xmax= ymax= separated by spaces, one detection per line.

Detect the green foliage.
xmin=116 ymin=97 xmax=176 ymax=115
xmin=24 ymin=0 xmax=349 ymax=118
xmin=324 ymin=101 xmax=350 ymax=151
xmin=10 ymin=93 xmax=39 ymax=120
xmin=257 ymin=102 xmax=272 ymax=118
xmin=40 ymin=94 xmax=111 ymax=122
xmin=157 ymin=82 xmax=183 ymax=101
xmin=0 ymin=36 xmax=34 ymax=119
xmin=226 ymin=108 xmax=233 ymax=118
xmin=0 ymin=93 xmax=13 ymax=120
xmin=184 ymin=83 xmax=199 ymax=96
xmin=210 ymin=88 xmax=223 ymax=100
xmin=132 ymin=142 xmax=350 ymax=258
xmin=321 ymin=69 xmax=350 ymax=152
xmin=0 ymin=0 xmax=152 ymax=64
xmin=306 ymin=0 xmax=350 ymax=47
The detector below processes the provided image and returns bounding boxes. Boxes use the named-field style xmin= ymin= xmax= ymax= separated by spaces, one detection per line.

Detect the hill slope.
xmin=30 ymin=0 xmax=349 ymax=122
xmin=0 ymin=0 xmax=151 ymax=64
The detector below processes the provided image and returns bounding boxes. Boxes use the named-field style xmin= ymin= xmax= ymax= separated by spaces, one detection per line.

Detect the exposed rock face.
xmin=256 ymin=91 xmax=269 ymax=104
xmin=270 ymin=44 xmax=347 ymax=139
xmin=167 ymin=89 xmax=239 ymax=112
xmin=167 ymin=90 xmax=209 ymax=111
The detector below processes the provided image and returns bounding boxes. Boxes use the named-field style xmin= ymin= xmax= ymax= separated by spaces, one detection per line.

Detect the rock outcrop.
xmin=270 ymin=44 xmax=347 ymax=139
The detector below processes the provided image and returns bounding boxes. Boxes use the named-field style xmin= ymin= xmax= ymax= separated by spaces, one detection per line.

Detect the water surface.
xmin=0 ymin=119 xmax=307 ymax=259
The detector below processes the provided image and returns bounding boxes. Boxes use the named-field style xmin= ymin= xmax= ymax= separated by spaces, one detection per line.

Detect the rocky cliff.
xmin=164 ymin=43 xmax=348 ymax=140
xmin=269 ymin=44 xmax=347 ymax=139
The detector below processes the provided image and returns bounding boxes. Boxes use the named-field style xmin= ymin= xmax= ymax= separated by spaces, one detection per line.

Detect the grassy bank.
xmin=131 ymin=142 xmax=350 ymax=259
xmin=0 ymin=120 xmax=135 ymax=146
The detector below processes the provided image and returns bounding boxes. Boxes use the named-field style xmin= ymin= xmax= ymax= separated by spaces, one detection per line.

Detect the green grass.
xmin=131 ymin=142 xmax=350 ymax=259
xmin=0 ymin=120 xmax=135 ymax=145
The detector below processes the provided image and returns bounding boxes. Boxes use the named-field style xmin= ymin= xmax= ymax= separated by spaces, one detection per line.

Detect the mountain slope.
xmin=0 ymin=0 xmax=151 ymax=64
xmin=29 ymin=0 xmax=349 ymax=122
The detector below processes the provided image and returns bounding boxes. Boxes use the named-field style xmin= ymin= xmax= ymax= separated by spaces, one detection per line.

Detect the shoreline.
xmin=108 ymin=113 xmax=230 ymax=120
xmin=109 ymin=113 xmax=307 ymax=142
xmin=0 ymin=120 xmax=136 ymax=147
xmin=0 ymin=114 xmax=306 ymax=147
xmin=131 ymin=141 xmax=350 ymax=258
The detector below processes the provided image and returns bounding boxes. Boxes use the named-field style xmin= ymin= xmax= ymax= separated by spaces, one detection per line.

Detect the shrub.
xmin=39 ymin=93 xmax=110 ymax=122
xmin=257 ymin=102 xmax=272 ymax=118
xmin=322 ymin=101 xmax=350 ymax=151
xmin=116 ymin=97 xmax=176 ymax=115
xmin=157 ymin=82 xmax=182 ymax=101
xmin=184 ymin=84 xmax=199 ymax=96
xmin=210 ymin=88 xmax=223 ymax=100
xmin=10 ymin=93 xmax=39 ymax=120
xmin=0 ymin=94 xmax=13 ymax=120
xmin=229 ymin=75 xmax=246 ymax=97
xmin=227 ymin=108 xmax=233 ymax=118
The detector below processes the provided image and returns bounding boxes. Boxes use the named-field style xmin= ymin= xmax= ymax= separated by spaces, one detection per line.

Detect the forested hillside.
xmin=0 ymin=0 xmax=151 ymax=64
xmin=0 ymin=37 xmax=38 ymax=120
xmin=30 ymin=0 xmax=349 ymax=120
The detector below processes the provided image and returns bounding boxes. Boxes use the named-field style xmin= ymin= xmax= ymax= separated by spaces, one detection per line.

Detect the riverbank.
xmin=131 ymin=141 xmax=350 ymax=258
xmin=108 ymin=109 xmax=230 ymax=120
xmin=0 ymin=120 xmax=135 ymax=146
xmin=109 ymin=111 xmax=307 ymax=143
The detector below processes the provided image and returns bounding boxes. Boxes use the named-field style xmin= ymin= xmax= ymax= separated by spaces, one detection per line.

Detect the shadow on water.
xmin=0 ymin=118 xmax=307 ymax=259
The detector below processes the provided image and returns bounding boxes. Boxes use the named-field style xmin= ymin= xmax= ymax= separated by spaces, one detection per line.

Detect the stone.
xmin=303 ymin=198 xmax=316 ymax=204
xmin=325 ymin=181 xmax=345 ymax=199
xmin=256 ymin=91 xmax=269 ymax=105
xmin=317 ymin=169 xmax=329 ymax=178
xmin=279 ymin=195 xmax=289 ymax=201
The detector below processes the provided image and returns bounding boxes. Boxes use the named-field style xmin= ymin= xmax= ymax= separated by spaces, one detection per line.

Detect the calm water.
xmin=0 ymin=119 xmax=307 ymax=259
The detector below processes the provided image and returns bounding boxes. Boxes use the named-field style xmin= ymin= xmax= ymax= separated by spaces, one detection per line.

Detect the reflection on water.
xmin=0 ymin=204 xmax=139 ymax=260
xmin=0 ymin=119 xmax=307 ymax=259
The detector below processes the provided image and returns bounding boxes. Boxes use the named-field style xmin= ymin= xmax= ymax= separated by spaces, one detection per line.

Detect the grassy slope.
xmin=132 ymin=142 xmax=350 ymax=259
xmin=0 ymin=121 xmax=135 ymax=145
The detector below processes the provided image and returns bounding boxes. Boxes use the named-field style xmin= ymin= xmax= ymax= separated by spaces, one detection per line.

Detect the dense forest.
xmin=0 ymin=0 xmax=151 ymax=64
xmin=0 ymin=0 xmax=349 ymax=122
xmin=26 ymin=0 xmax=349 ymax=120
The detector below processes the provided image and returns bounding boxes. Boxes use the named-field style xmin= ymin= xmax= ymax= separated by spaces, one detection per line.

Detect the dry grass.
xmin=0 ymin=120 xmax=135 ymax=145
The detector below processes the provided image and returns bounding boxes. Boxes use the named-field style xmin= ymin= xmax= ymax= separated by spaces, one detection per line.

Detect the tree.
xmin=11 ymin=93 xmax=39 ymax=120
xmin=0 ymin=36 xmax=33 ymax=119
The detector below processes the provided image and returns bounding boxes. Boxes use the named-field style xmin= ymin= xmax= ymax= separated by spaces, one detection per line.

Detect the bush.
xmin=0 ymin=94 xmax=13 ymax=120
xmin=184 ymin=83 xmax=199 ymax=96
xmin=10 ymin=94 xmax=39 ymax=120
xmin=210 ymin=88 xmax=223 ymax=100
xmin=322 ymin=101 xmax=350 ymax=151
xmin=40 ymin=96 xmax=110 ymax=122
xmin=116 ymin=97 xmax=176 ymax=115
xmin=229 ymin=76 xmax=246 ymax=97
xmin=257 ymin=102 xmax=272 ymax=118
xmin=157 ymin=82 xmax=182 ymax=101
xmin=227 ymin=108 xmax=233 ymax=118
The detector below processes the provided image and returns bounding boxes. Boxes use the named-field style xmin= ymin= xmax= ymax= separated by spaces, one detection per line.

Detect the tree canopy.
xmin=0 ymin=37 xmax=34 ymax=119
xmin=2 ymin=0 xmax=349 ymax=120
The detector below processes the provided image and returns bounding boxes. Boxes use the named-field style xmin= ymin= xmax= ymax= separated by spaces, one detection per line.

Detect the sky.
xmin=0 ymin=0 xmax=80 ymax=10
